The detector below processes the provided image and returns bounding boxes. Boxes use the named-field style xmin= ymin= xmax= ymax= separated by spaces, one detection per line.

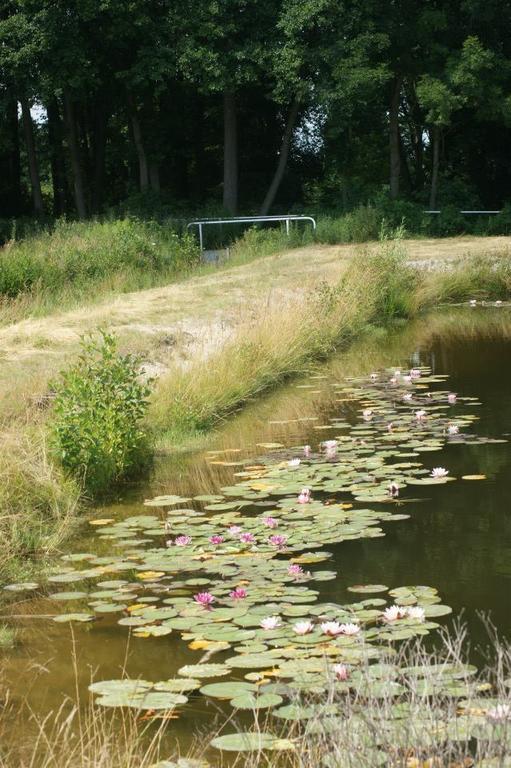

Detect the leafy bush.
xmin=0 ymin=218 xmax=200 ymax=300
xmin=52 ymin=333 xmax=151 ymax=496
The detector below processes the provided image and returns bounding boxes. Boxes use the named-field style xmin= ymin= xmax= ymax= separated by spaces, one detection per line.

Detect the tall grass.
xmin=0 ymin=430 xmax=80 ymax=582
xmin=0 ymin=218 xmax=199 ymax=323
xmin=150 ymin=237 xmax=416 ymax=441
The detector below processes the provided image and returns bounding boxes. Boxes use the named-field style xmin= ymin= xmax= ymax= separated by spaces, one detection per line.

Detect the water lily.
xmin=288 ymin=564 xmax=304 ymax=577
xmin=370 ymin=373 xmax=378 ymax=380
xmin=240 ymin=532 xmax=256 ymax=544
xmin=448 ymin=393 xmax=457 ymax=404
xmin=447 ymin=424 xmax=459 ymax=435
xmin=268 ymin=534 xmax=287 ymax=549
xmin=402 ymin=374 xmax=412 ymax=383
xmin=410 ymin=368 xmax=421 ymax=378
xmin=495 ymin=300 xmax=503 ymax=306
xmin=194 ymin=592 xmax=215 ymax=607
xmin=382 ymin=605 xmax=408 ymax=622
xmin=333 ymin=663 xmax=350 ymax=681
xmin=389 ymin=481 xmax=399 ymax=498
xmin=229 ymin=587 xmax=247 ymax=600
xmin=209 ymin=535 xmax=224 ymax=545
xmin=403 ymin=393 xmax=413 ymax=402
xmin=406 ymin=606 xmax=425 ymax=622
xmin=298 ymin=488 xmax=311 ymax=504
xmin=262 ymin=516 xmax=278 ymax=528
xmin=415 ymin=409 xmax=427 ymax=422
xmin=303 ymin=445 xmax=312 ymax=458
xmin=486 ymin=704 xmax=511 ymax=722
xmin=389 ymin=377 xmax=397 ymax=385
xmin=339 ymin=622 xmax=361 ymax=635
xmin=431 ymin=467 xmax=449 ymax=478
xmin=320 ymin=621 xmax=343 ymax=636
xmin=260 ymin=616 xmax=281 ymax=630
xmin=288 ymin=458 xmax=301 ymax=467
xmin=293 ymin=620 xmax=314 ymax=635
xmin=174 ymin=535 xmax=192 ymax=547
xmin=228 ymin=525 xmax=242 ymax=536
xmin=387 ymin=422 xmax=394 ymax=432
xmin=323 ymin=439 xmax=338 ymax=452
xmin=362 ymin=408 xmax=373 ymax=421
xmin=469 ymin=299 xmax=477 ymax=306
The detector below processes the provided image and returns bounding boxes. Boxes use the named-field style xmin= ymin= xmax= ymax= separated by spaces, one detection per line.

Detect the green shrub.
xmin=51 ymin=333 xmax=151 ymax=496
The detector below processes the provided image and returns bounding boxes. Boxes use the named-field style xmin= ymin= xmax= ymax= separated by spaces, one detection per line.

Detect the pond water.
xmin=2 ymin=306 xmax=511 ymax=758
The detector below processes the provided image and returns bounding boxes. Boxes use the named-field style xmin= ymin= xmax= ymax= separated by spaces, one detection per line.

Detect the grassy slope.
xmin=1 ymin=233 xmax=510 ymax=580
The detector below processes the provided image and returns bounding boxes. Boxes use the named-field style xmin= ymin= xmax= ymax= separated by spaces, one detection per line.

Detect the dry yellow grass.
xmin=0 ymin=235 xmax=508 ymax=427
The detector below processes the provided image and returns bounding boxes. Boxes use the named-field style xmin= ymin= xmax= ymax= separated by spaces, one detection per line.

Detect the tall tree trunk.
xmin=0 ymin=89 xmax=22 ymax=214
xmin=389 ymin=76 xmax=402 ymax=200
xmin=223 ymin=90 xmax=238 ymax=215
xmin=20 ymin=96 xmax=44 ymax=215
xmin=127 ymin=92 xmax=149 ymax=191
xmin=149 ymin=162 xmax=160 ymax=192
xmin=259 ymin=99 xmax=300 ymax=216
xmin=47 ymin=97 xmax=68 ymax=216
xmin=429 ymin=125 xmax=440 ymax=209
xmin=91 ymin=98 xmax=108 ymax=213
xmin=63 ymin=90 xmax=87 ymax=218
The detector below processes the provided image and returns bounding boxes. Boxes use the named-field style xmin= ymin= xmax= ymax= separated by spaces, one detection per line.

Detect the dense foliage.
xmin=52 ymin=333 xmax=151 ymax=495
xmin=1 ymin=0 xmax=511 ymax=221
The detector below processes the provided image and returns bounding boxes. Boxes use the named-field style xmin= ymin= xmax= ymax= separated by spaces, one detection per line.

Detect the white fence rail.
xmin=186 ymin=215 xmax=316 ymax=251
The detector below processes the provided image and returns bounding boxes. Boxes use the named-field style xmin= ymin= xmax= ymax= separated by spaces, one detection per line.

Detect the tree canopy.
xmin=1 ymin=0 xmax=510 ymax=218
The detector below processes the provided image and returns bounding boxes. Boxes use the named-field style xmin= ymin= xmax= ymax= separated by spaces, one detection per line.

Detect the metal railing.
xmin=186 ymin=215 xmax=316 ymax=251
xmin=424 ymin=210 xmax=501 ymax=215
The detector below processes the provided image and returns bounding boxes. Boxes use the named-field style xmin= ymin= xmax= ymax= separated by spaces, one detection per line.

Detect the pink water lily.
xmin=293 ymin=620 xmax=314 ymax=635
xmin=486 ymin=704 xmax=511 ymax=722
xmin=174 ymin=535 xmax=192 ymax=547
xmin=298 ymin=487 xmax=311 ymax=504
xmin=387 ymin=422 xmax=394 ymax=432
xmin=262 ymin=516 xmax=278 ymax=528
xmin=260 ymin=616 xmax=281 ymax=630
xmin=239 ymin=532 xmax=256 ymax=544
xmin=389 ymin=481 xmax=399 ymax=498
xmin=333 ymin=663 xmax=350 ymax=681
xmin=323 ymin=440 xmax=338 ymax=458
xmin=288 ymin=564 xmax=304 ymax=577
xmin=410 ymin=368 xmax=421 ymax=379
xmin=209 ymin=535 xmax=224 ymax=545
xmin=194 ymin=592 xmax=215 ymax=607
xmin=415 ymin=409 xmax=427 ymax=422
xmin=431 ymin=467 xmax=449 ymax=478
xmin=229 ymin=587 xmax=247 ymax=600
xmin=402 ymin=374 xmax=412 ymax=383
xmin=303 ymin=445 xmax=312 ymax=458
xmin=228 ymin=525 xmax=242 ymax=536
xmin=268 ymin=534 xmax=287 ymax=549
xmin=448 ymin=393 xmax=457 ymax=404
xmin=389 ymin=377 xmax=397 ymax=385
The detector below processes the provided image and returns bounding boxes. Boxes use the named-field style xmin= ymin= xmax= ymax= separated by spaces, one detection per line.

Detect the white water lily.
xmin=410 ymin=368 xmax=421 ymax=378
xmin=447 ymin=424 xmax=459 ymax=435
xmin=320 ymin=621 xmax=343 ymax=637
xmin=406 ymin=606 xmax=425 ymax=622
xmin=288 ymin=458 xmax=301 ymax=467
xmin=402 ymin=375 xmax=412 ymax=383
xmin=340 ymin=622 xmax=361 ymax=636
xmin=469 ymin=299 xmax=477 ymax=306
xmin=260 ymin=616 xmax=281 ymax=630
xmin=293 ymin=620 xmax=314 ymax=635
xmin=382 ymin=605 xmax=407 ymax=622
xmin=403 ymin=393 xmax=413 ymax=402
xmin=431 ymin=467 xmax=449 ymax=478
xmin=487 ymin=704 xmax=511 ymax=722
xmin=362 ymin=408 xmax=373 ymax=421
xmin=370 ymin=373 xmax=378 ymax=380
xmin=415 ymin=409 xmax=427 ymax=421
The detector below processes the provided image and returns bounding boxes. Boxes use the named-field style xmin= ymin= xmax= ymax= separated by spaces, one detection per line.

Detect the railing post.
xmin=286 ymin=218 xmax=290 ymax=236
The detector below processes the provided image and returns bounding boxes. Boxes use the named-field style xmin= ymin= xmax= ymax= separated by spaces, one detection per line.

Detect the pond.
xmin=2 ymin=306 xmax=511 ymax=760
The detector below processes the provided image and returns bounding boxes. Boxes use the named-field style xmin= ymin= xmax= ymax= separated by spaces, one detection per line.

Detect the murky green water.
xmin=2 ymin=307 xmax=511 ymax=756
